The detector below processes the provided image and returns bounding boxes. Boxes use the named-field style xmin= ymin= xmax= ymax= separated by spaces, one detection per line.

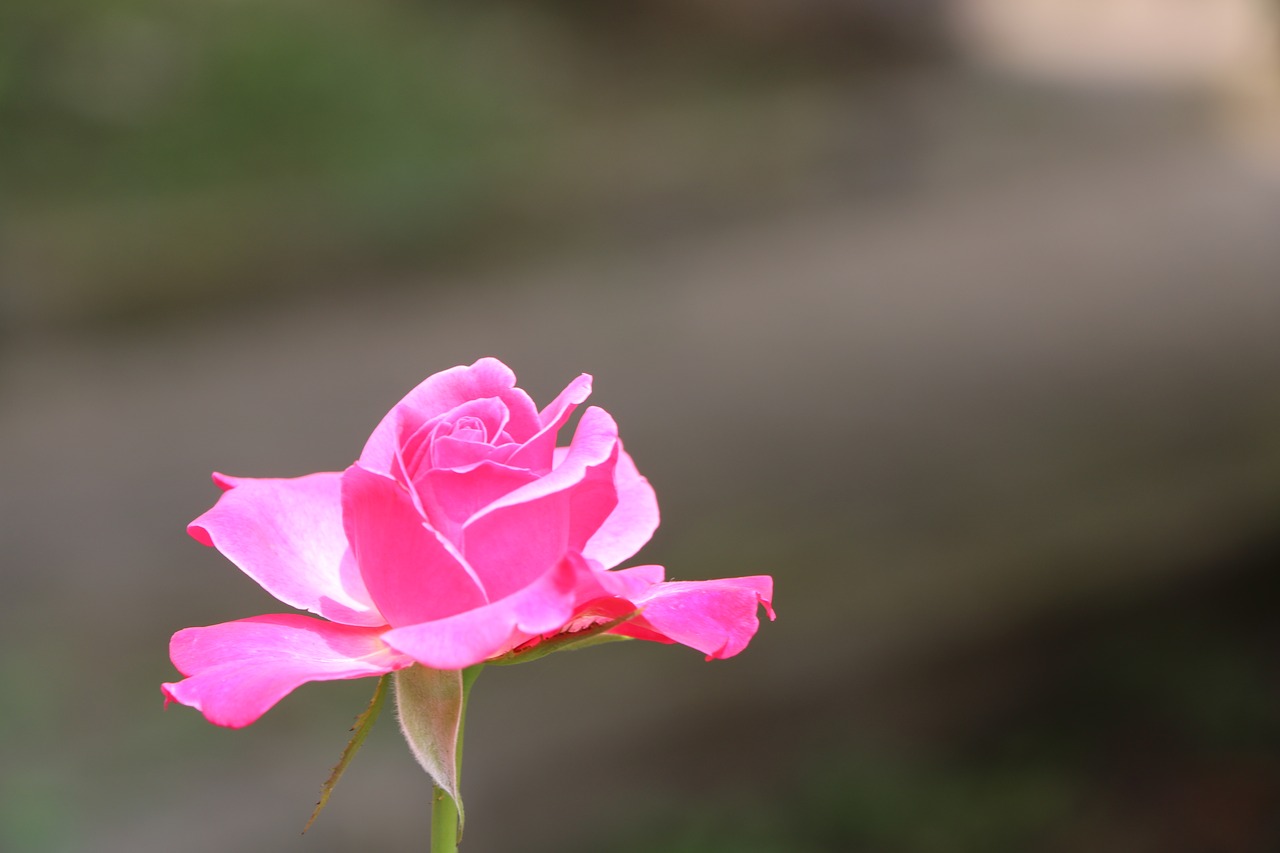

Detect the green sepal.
xmin=303 ymin=673 xmax=390 ymax=834
xmin=394 ymin=664 xmax=481 ymax=837
xmin=486 ymin=611 xmax=637 ymax=666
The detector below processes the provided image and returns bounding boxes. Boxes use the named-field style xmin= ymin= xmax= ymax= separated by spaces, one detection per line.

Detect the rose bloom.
xmin=163 ymin=358 xmax=774 ymax=727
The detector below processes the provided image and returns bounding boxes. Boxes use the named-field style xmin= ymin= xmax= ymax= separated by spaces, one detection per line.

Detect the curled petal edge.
xmin=382 ymin=556 xmax=585 ymax=670
xmin=606 ymin=573 xmax=775 ymax=661
xmin=189 ymin=472 xmax=383 ymax=627
xmin=162 ymin=614 xmax=410 ymax=729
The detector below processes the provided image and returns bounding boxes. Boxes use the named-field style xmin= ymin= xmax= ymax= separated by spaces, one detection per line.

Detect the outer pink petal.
xmin=507 ymin=373 xmax=592 ymax=471
xmin=582 ymin=444 xmax=659 ymax=569
xmin=617 ymin=576 xmax=775 ymax=660
xmin=360 ymin=358 xmax=539 ymax=474
xmin=382 ymin=557 xmax=583 ymax=669
xmin=161 ymin=614 xmax=411 ymax=728
xmin=550 ymin=563 xmax=663 ymax=638
xmin=471 ymin=406 xmax=619 ymax=523
xmin=565 ymin=443 xmax=624 ymax=555
xmin=460 ymin=490 xmax=572 ymax=603
xmin=579 ymin=563 xmax=666 ymax=599
xmin=538 ymin=373 xmax=593 ymax=429
xmin=188 ymin=472 xmax=382 ymax=627
xmin=462 ymin=407 xmax=619 ymax=600
xmin=342 ymin=464 xmax=488 ymax=626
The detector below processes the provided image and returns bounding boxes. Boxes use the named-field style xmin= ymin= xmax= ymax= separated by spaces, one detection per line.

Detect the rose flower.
xmin=163 ymin=358 xmax=774 ymax=728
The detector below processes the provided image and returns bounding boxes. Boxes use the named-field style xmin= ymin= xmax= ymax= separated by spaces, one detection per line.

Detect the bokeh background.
xmin=3 ymin=2 xmax=1280 ymax=851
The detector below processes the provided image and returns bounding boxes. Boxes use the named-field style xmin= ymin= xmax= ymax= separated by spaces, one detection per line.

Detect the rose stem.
xmin=431 ymin=784 xmax=458 ymax=853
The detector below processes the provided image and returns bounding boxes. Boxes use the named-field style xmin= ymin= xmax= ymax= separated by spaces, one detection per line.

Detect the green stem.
xmin=430 ymin=666 xmax=482 ymax=853
xmin=431 ymin=784 xmax=458 ymax=852
xmin=456 ymin=665 xmax=482 ymax=784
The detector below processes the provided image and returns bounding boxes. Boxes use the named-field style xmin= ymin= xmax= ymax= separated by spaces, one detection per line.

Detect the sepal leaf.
xmin=394 ymin=665 xmax=470 ymax=831
xmin=487 ymin=611 xmax=636 ymax=666
xmin=303 ymin=673 xmax=389 ymax=834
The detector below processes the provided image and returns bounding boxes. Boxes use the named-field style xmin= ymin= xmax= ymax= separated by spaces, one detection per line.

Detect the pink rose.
xmin=163 ymin=357 xmax=774 ymax=728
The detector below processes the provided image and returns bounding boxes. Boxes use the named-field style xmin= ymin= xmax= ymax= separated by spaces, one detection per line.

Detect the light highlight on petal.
xmin=360 ymin=358 xmax=539 ymax=474
xmin=341 ymin=464 xmax=488 ymax=625
xmin=162 ymin=614 xmax=412 ymax=728
xmin=582 ymin=445 xmax=659 ymax=569
xmin=188 ymin=472 xmax=382 ymax=627
xmin=620 ymin=575 xmax=775 ymax=660
xmin=382 ymin=557 xmax=583 ymax=669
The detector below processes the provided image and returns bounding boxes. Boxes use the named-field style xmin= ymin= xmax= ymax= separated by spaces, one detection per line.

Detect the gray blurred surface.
xmin=2 ymin=75 xmax=1280 ymax=852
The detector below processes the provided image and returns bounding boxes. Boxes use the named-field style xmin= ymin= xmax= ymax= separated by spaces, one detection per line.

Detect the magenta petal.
xmin=188 ymin=472 xmax=382 ymax=627
xmin=382 ymin=557 xmax=582 ymax=669
xmin=507 ymin=372 xmax=592 ymax=471
xmin=583 ymin=563 xmax=666 ymax=599
xmin=418 ymin=463 xmax=539 ymax=542
xmin=342 ymin=464 xmax=488 ymax=626
xmin=399 ymin=395 xmax=511 ymax=474
xmin=582 ymin=444 xmax=659 ymax=569
xmin=430 ymin=435 xmax=505 ymax=470
xmin=162 ymin=615 xmax=411 ymax=728
xmin=361 ymin=358 xmax=540 ymax=474
xmin=621 ymin=576 xmax=775 ymax=660
xmin=474 ymin=406 xmax=619 ymax=521
xmin=460 ymin=489 xmax=571 ymax=602
xmin=539 ymin=373 xmax=593 ymax=428
xmin=564 ymin=442 xmax=621 ymax=553
xmin=463 ymin=407 xmax=619 ymax=600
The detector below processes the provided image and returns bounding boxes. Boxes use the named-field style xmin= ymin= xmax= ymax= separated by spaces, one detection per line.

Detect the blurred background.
xmin=3 ymin=1 xmax=1280 ymax=851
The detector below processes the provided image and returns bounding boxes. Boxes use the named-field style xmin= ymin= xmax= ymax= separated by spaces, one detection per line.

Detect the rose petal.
xmin=580 ymin=563 xmax=666 ymax=600
xmin=507 ymin=373 xmax=592 ymax=471
xmin=382 ymin=557 xmax=583 ymax=669
xmin=342 ymin=464 xmax=488 ymax=625
xmin=188 ymin=473 xmax=382 ymax=627
xmin=582 ymin=444 xmax=660 ymax=568
xmin=616 ymin=576 xmax=775 ymax=660
xmin=408 ymin=396 xmax=514 ymax=472
xmin=361 ymin=358 xmax=540 ymax=474
xmin=162 ymin=614 xmax=411 ymax=728
xmin=553 ymin=563 xmax=663 ymax=637
xmin=539 ymin=373 xmax=594 ymax=429
xmin=417 ymin=463 xmax=540 ymax=543
xmin=471 ymin=406 xmax=619 ymax=523
xmin=459 ymin=489 xmax=571 ymax=603
xmin=564 ymin=442 xmax=621 ymax=553
xmin=463 ymin=407 xmax=619 ymax=600
xmin=432 ymin=435 xmax=517 ymax=468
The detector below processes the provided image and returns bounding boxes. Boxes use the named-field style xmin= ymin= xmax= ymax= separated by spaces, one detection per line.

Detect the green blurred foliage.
xmin=595 ymin=750 xmax=1079 ymax=853
xmin=586 ymin=561 xmax=1280 ymax=853
xmin=1 ymin=0 xmax=579 ymax=324
xmin=1 ymin=0 xmax=868 ymax=327
xmin=0 ymin=0 xmax=544 ymax=202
